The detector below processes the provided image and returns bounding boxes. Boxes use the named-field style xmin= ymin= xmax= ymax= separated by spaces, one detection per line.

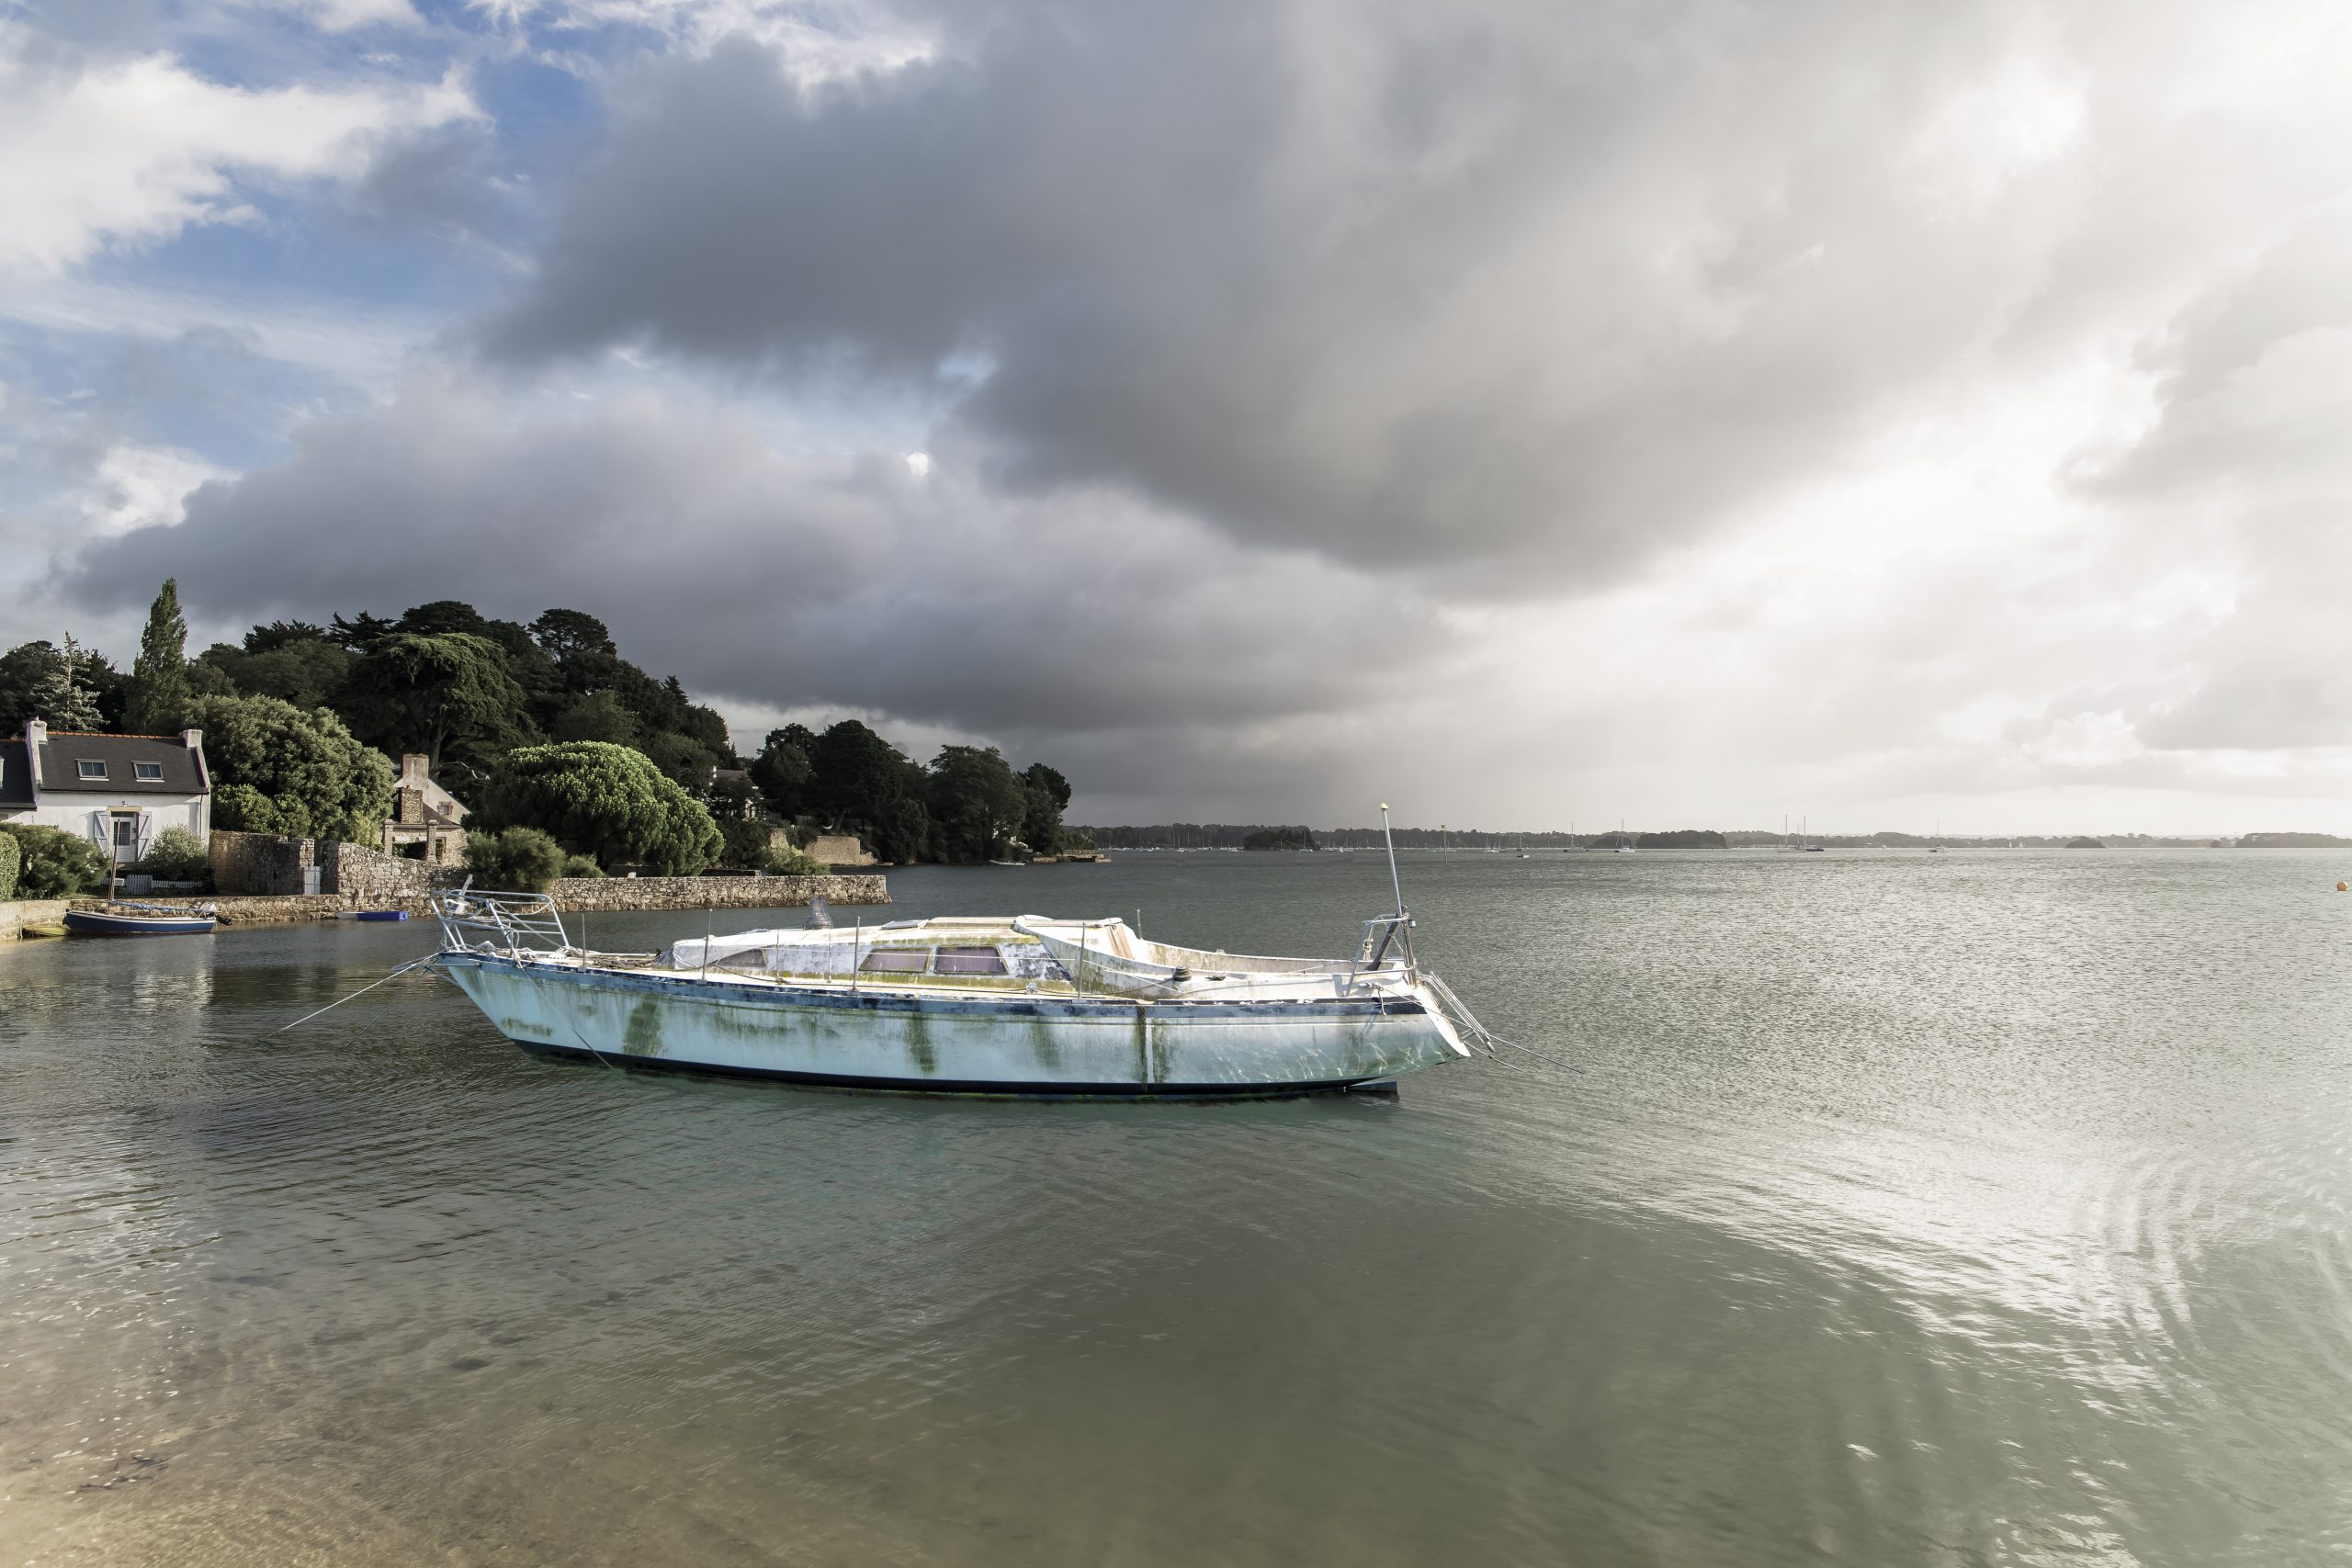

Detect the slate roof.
xmin=32 ymin=732 xmax=208 ymax=795
xmin=0 ymin=741 xmax=30 ymax=808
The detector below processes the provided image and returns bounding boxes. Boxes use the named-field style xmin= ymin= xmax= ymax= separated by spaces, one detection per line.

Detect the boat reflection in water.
xmin=428 ymin=884 xmax=1494 ymax=1100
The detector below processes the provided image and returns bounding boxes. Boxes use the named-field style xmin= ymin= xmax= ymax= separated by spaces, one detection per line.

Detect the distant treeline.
xmin=1076 ymin=825 xmax=2324 ymax=849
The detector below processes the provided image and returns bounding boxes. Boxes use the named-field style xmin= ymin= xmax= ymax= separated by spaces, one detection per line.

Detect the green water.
xmin=6 ymin=849 xmax=2351 ymax=1564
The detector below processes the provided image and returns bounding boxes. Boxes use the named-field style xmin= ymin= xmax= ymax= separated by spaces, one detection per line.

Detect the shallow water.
xmin=5 ymin=849 xmax=2351 ymax=1565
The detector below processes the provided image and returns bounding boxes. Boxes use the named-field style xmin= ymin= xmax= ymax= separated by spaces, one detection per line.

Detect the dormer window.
xmin=76 ymin=760 xmax=107 ymax=780
xmin=133 ymin=761 xmax=164 ymax=782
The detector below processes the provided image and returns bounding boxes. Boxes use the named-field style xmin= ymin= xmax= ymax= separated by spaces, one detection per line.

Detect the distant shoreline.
xmin=1075 ymin=826 xmax=2343 ymax=851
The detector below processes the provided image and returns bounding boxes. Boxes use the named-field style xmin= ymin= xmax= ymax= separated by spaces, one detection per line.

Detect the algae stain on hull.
xmin=624 ymin=998 xmax=663 ymax=1057
xmin=904 ymin=1010 xmax=937 ymax=1076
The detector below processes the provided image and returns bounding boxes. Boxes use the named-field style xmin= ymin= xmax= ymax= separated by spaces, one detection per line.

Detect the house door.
xmin=109 ymin=812 xmax=143 ymax=864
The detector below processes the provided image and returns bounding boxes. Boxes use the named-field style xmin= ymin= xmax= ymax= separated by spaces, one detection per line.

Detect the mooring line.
xmin=274 ymin=955 xmax=439 ymax=1033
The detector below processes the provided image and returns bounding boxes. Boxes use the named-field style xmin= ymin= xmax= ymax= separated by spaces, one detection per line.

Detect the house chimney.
xmin=27 ymin=716 xmax=45 ymax=747
xmin=184 ymin=728 xmax=208 ymax=792
xmin=402 ymin=752 xmax=429 ymax=784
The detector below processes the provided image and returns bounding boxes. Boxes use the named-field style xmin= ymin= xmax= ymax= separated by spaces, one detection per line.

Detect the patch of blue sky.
xmin=0 ymin=316 xmax=352 ymax=474
xmin=125 ymin=186 xmax=503 ymax=316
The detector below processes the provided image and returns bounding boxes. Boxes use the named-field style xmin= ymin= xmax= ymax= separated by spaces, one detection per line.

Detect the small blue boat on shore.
xmin=63 ymin=903 xmax=219 ymax=937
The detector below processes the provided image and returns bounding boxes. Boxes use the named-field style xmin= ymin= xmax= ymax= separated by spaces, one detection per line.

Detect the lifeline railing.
xmin=430 ymin=886 xmax=572 ymax=959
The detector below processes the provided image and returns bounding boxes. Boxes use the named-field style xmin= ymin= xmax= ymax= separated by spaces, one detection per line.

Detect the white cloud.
xmin=0 ymin=28 xmax=477 ymax=275
xmin=76 ymin=444 xmax=232 ymax=536
xmin=234 ymin=0 xmax=424 ymax=30
xmin=476 ymin=0 xmax=933 ymax=83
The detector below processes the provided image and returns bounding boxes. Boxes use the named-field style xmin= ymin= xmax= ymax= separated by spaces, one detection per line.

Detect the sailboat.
xmin=1928 ymin=818 xmax=1944 ymax=852
xmin=427 ymin=807 xmax=1497 ymax=1099
xmin=1614 ymin=818 xmax=1636 ymax=853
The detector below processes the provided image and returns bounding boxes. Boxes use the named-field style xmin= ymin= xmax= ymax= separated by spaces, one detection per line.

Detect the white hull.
xmin=439 ymin=952 xmax=1467 ymax=1098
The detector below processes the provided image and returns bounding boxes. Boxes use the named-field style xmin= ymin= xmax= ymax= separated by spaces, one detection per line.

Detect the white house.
xmin=0 ymin=718 xmax=211 ymax=865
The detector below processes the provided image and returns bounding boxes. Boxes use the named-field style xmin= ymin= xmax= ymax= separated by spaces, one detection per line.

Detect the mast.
xmin=1381 ymin=804 xmax=1405 ymax=918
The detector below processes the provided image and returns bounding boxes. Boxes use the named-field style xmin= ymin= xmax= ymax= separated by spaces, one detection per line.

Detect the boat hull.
xmin=437 ymin=953 xmax=1463 ymax=1098
xmin=62 ymin=910 xmax=217 ymax=937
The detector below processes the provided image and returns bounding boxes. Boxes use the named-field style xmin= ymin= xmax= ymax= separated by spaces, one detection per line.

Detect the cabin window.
xmin=859 ymin=948 xmax=929 ymax=973
xmin=133 ymin=761 xmax=164 ymax=781
xmin=933 ymin=946 xmax=1008 ymax=976
xmin=76 ymin=760 xmax=107 ymax=780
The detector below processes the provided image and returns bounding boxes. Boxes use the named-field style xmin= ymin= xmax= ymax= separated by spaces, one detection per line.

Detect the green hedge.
xmin=0 ymin=830 xmax=17 ymax=900
xmin=0 ymin=825 xmax=110 ymax=897
xmin=464 ymin=827 xmax=567 ymax=892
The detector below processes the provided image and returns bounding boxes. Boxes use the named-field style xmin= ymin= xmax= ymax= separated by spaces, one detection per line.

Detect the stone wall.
xmin=57 ymin=874 xmax=890 ymax=930
xmin=211 ymin=829 xmax=466 ymax=897
xmin=209 ymin=829 xmax=314 ymax=895
xmin=323 ymin=840 xmax=460 ymax=900
xmin=0 ymin=899 xmax=69 ymax=940
xmin=806 ymin=833 xmax=876 ymax=868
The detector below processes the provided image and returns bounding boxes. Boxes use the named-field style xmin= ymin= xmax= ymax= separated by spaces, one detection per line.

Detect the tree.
xmin=0 ymin=642 xmax=64 ymax=731
xmin=476 ymin=741 xmax=722 ymax=874
xmin=808 ymin=720 xmax=918 ymax=829
xmin=339 ymin=632 xmax=530 ymax=774
xmin=198 ymin=636 xmax=352 ymax=710
xmin=870 ymin=796 xmax=932 ymax=865
xmin=244 ymin=620 xmax=329 ymax=653
xmin=124 ymin=579 xmax=191 ymax=734
xmin=718 ymin=814 xmax=774 ymax=869
xmin=549 ymin=690 xmax=641 ymax=747
xmin=750 ymin=726 xmax=815 ymax=818
xmin=185 ymin=694 xmax=396 ymax=842
xmin=641 ymin=728 xmax=720 ymax=791
xmin=529 ymin=608 xmax=616 ymax=665
xmin=464 ymin=827 xmax=567 ymax=892
xmin=0 ymin=824 xmax=110 ymax=897
xmin=927 ymin=746 xmax=1028 ymax=863
xmin=1022 ymin=762 xmax=1071 ymax=854
xmin=327 ymin=610 xmax=395 ymax=649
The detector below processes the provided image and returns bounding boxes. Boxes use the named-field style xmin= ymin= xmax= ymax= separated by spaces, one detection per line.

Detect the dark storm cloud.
xmin=60 ymin=379 xmax=1440 ymax=741
xmin=345 ymin=123 xmax=508 ymax=237
xmin=480 ymin=0 xmax=2095 ymax=579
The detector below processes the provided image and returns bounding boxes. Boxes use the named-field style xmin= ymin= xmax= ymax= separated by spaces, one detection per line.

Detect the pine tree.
xmin=125 ymin=579 xmax=190 ymax=734
xmin=47 ymin=634 xmax=103 ymax=731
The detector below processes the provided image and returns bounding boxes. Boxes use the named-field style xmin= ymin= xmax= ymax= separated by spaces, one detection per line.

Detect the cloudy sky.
xmin=6 ymin=0 xmax=2352 ymax=833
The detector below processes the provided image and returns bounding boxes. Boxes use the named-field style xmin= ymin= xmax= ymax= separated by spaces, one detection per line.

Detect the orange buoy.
xmin=2338 ymin=882 xmax=2346 ymax=893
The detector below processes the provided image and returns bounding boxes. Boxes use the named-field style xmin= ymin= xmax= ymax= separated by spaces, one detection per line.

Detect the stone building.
xmin=380 ymin=753 xmax=469 ymax=865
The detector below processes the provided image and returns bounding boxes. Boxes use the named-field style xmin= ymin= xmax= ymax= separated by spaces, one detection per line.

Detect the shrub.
xmin=0 ymin=831 xmax=17 ymax=900
xmin=718 ymin=814 xmax=774 ymax=869
xmin=0 ymin=824 xmax=111 ymax=897
xmin=464 ymin=827 xmax=567 ymax=892
xmin=476 ymin=741 xmax=722 ymax=875
xmin=140 ymin=827 xmax=209 ymax=883
xmin=759 ymin=843 xmax=825 ymax=876
xmin=560 ymin=853 xmax=604 ymax=879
